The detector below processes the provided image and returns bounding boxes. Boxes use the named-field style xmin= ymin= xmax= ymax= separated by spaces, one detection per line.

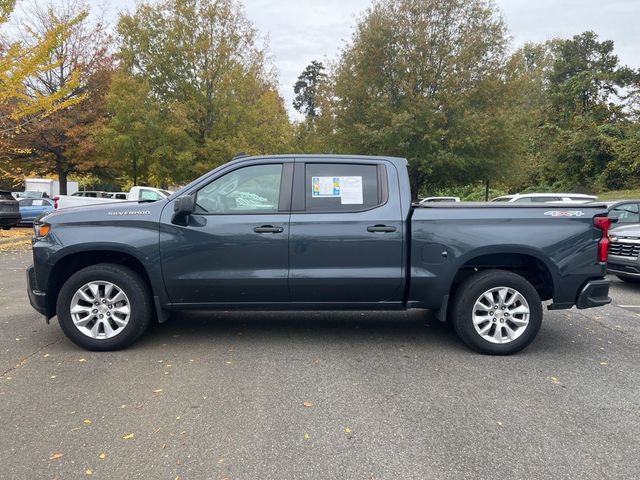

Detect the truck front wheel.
xmin=56 ymin=263 xmax=153 ymax=351
xmin=451 ymin=270 xmax=543 ymax=355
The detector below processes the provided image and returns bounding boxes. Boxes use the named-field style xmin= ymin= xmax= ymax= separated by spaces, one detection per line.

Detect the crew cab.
xmin=27 ymin=155 xmax=612 ymax=354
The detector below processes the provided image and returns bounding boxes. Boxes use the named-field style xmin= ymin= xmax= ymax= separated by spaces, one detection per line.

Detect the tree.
xmin=0 ymin=0 xmax=87 ymax=188
xmin=537 ymin=32 xmax=640 ymax=191
xmin=293 ymin=60 xmax=327 ymax=118
xmin=97 ymin=73 xmax=195 ymax=188
xmin=324 ymin=0 xmax=513 ymax=197
xmin=1 ymin=0 xmax=113 ymax=193
xmin=112 ymin=0 xmax=293 ymax=183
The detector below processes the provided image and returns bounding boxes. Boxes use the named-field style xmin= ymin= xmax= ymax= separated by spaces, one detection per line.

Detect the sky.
xmin=91 ymin=0 xmax=640 ymax=116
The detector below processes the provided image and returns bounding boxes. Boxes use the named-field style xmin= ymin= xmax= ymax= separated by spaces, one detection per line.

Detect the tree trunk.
xmin=58 ymin=169 xmax=68 ymax=195
xmin=55 ymin=153 xmax=69 ymax=195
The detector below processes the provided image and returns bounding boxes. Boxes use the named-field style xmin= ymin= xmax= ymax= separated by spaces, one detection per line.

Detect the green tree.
xmin=113 ymin=0 xmax=292 ymax=183
xmin=538 ymin=32 xmax=639 ymax=191
xmin=325 ymin=0 xmax=513 ymax=197
xmin=293 ymin=60 xmax=327 ymax=118
xmin=97 ymin=73 xmax=195 ymax=188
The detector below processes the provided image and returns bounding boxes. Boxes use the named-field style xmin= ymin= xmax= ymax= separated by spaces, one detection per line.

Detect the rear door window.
xmin=303 ymin=163 xmax=381 ymax=212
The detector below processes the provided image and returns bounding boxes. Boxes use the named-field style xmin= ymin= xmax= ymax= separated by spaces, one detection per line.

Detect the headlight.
xmin=34 ymin=222 xmax=51 ymax=239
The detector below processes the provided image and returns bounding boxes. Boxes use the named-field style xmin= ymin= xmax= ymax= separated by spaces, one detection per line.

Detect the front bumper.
xmin=0 ymin=214 xmax=21 ymax=227
xmin=575 ymin=278 xmax=611 ymax=309
xmin=607 ymin=260 xmax=640 ymax=278
xmin=26 ymin=265 xmax=48 ymax=317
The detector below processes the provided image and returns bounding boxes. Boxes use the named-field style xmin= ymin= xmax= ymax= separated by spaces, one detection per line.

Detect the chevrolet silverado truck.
xmin=27 ymin=155 xmax=612 ymax=354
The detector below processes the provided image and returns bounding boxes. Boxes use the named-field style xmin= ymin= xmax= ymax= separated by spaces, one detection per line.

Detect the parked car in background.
xmin=72 ymin=191 xmax=110 ymax=198
xmin=491 ymin=193 xmax=598 ymax=203
xmin=15 ymin=190 xmax=50 ymax=199
xmin=18 ymin=198 xmax=54 ymax=225
xmin=106 ymin=192 xmax=128 ymax=200
xmin=603 ymin=200 xmax=640 ymax=224
xmin=419 ymin=196 xmax=461 ymax=204
xmin=0 ymin=190 xmax=21 ymax=230
xmin=608 ymin=224 xmax=640 ymax=284
xmin=55 ymin=186 xmax=172 ymax=209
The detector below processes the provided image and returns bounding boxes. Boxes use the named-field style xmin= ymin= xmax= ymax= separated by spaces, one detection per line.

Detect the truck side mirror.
xmin=172 ymin=195 xmax=195 ymax=224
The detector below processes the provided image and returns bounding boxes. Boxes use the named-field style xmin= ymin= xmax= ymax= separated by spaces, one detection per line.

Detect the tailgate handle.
xmin=254 ymin=225 xmax=284 ymax=234
xmin=367 ymin=225 xmax=397 ymax=233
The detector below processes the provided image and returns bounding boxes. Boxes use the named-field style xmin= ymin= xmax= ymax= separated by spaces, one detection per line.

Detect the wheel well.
xmin=451 ymin=253 xmax=554 ymax=301
xmin=46 ymin=251 xmax=154 ymax=317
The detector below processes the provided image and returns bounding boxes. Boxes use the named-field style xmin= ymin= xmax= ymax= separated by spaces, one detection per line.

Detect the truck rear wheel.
xmin=56 ymin=263 xmax=152 ymax=351
xmin=451 ymin=269 xmax=542 ymax=355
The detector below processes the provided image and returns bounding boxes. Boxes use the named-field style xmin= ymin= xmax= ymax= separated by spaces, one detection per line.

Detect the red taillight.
xmin=593 ymin=215 xmax=612 ymax=263
xmin=53 ymin=196 xmax=59 ymax=209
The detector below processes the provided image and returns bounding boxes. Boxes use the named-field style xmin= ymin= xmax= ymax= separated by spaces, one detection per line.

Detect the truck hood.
xmin=610 ymin=223 xmax=640 ymax=239
xmin=40 ymin=199 xmax=167 ymax=225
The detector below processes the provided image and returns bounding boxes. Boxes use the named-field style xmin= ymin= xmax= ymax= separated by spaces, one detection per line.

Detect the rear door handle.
xmin=367 ymin=225 xmax=397 ymax=233
xmin=254 ymin=225 xmax=284 ymax=234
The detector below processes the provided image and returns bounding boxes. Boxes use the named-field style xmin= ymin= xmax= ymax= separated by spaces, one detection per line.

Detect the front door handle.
xmin=254 ymin=225 xmax=284 ymax=234
xmin=367 ymin=225 xmax=397 ymax=233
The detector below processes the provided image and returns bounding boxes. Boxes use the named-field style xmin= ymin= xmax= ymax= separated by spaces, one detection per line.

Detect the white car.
xmin=55 ymin=186 xmax=172 ymax=209
xmin=419 ymin=196 xmax=461 ymax=203
xmin=491 ymin=193 xmax=597 ymax=204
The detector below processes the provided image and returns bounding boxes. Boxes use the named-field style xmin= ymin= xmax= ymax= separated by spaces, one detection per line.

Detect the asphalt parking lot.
xmin=1 ymin=243 xmax=639 ymax=480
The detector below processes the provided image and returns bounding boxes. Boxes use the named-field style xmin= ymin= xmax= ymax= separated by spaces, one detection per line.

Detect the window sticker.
xmin=312 ymin=177 xmax=340 ymax=197
xmin=311 ymin=176 xmax=364 ymax=205
xmin=339 ymin=176 xmax=363 ymax=204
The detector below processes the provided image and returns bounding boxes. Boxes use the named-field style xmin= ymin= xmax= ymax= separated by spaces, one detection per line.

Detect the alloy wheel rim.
xmin=472 ymin=286 xmax=530 ymax=344
xmin=69 ymin=281 xmax=131 ymax=339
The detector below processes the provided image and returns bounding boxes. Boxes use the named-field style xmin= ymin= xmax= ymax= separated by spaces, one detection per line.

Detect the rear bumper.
xmin=26 ymin=265 xmax=48 ymax=317
xmin=575 ymin=278 xmax=611 ymax=309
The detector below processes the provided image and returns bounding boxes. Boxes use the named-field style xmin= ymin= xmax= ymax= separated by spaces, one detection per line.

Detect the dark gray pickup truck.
xmin=27 ymin=155 xmax=612 ymax=354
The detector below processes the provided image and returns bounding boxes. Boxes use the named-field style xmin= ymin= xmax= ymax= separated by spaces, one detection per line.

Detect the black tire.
xmin=56 ymin=263 xmax=153 ymax=351
xmin=616 ymin=274 xmax=640 ymax=284
xmin=1 ymin=226 xmax=11 ymax=230
xmin=451 ymin=269 xmax=543 ymax=355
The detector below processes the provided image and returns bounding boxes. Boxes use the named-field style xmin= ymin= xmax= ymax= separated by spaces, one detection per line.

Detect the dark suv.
xmin=0 ymin=190 xmax=21 ymax=230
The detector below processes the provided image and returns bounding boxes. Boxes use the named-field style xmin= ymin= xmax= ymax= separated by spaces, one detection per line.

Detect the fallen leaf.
xmin=303 ymin=401 xmax=313 ymax=408
xmin=153 ymin=389 xmax=163 ymax=394
xmin=548 ymin=376 xmax=561 ymax=384
xmin=98 ymin=453 xmax=106 ymax=460
xmin=85 ymin=469 xmax=93 ymax=475
xmin=176 ymin=416 xmax=181 ymax=420
xmin=344 ymin=427 xmax=352 ymax=434
xmin=43 ymin=354 xmax=50 ymax=358
xmin=50 ymin=452 xmax=64 ymax=460
xmin=304 ymin=433 xmax=310 ymax=440
xmin=83 ymin=419 xmax=92 ymax=425
xmin=497 ymin=421 xmax=503 ymax=426
xmin=122 ymin=433 xmax=135 ymax=440
xmin=50 ymin=375 xmax=56 ymax=379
